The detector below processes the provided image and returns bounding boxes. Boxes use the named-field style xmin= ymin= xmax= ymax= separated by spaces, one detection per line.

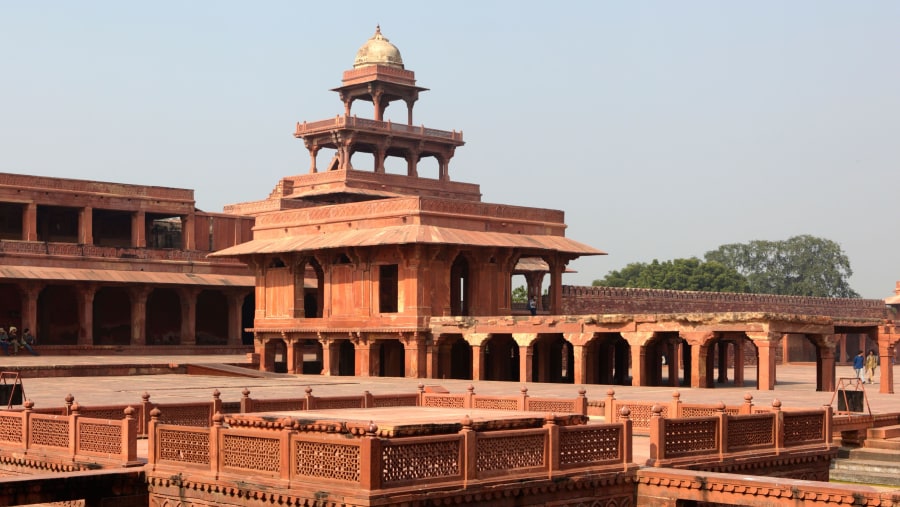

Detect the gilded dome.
xmin=353 ymin=26 xmax=404 ymax=69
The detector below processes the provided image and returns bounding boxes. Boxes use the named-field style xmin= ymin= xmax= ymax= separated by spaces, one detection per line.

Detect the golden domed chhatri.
xmin=353 ymin=25 xmax=404 ymax=69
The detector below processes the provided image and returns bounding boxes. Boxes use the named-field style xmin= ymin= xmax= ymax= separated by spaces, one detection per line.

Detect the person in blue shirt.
xmin=853 ymin=351 xmax=865 ymax=382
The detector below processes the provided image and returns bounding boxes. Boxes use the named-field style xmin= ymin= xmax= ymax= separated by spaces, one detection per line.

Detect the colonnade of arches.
xmin=0 ymin=282 xmax=253 ymax=347
xmin=256 ymin=327 xmax=888 ymax=392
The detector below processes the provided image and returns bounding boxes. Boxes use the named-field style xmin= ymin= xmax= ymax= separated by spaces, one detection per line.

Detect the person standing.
xmin=853 ymin=350 xmax=865 ymax=382
xmin=527 ymin=297 xmax=537 ymax=316
xmin=865 ymin=349 xmax=877 ymax=384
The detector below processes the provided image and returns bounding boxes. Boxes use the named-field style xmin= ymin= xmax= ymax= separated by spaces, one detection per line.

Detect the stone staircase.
xmin=831 ymin=424 xmax=900 ymax=487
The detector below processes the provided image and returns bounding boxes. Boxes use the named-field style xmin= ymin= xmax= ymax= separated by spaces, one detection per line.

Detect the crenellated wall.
xmin=562 ymin=285 xmax=888 ymax=320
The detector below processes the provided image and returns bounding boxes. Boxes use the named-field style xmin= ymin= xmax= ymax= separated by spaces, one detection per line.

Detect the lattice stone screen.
xmin=381 ymin=438 xmax=461 ymax=484
xmin=783 ymin=413 xmax=825 ymax=447
xmin=222 ymin=434 xmax=281 ymax=473
xmin=559 ymin=426 xmax=621 ymax=468
xmin=157 ymin=428 xmax=210 ymax=465
xmin=293 ymin=440 xmax=360 ymax=482
xmin=30 ymin=417 xmax=70 ymax=448
xmin=476 ymin=432 xmax=545 ymax=475
xmin=662 ymin=418 xmax=718 ymax=458
xmin=78 ymin=421 xmax=122 ymax=455
xmin=726 ymin=414 xmax=774 ymax=452
xmin=0 ymin=414 xmax=23 ymax=443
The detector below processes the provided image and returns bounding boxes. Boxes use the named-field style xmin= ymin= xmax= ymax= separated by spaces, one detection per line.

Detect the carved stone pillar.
xmin=354 ymin=336 xmax=372 ymax=377
xmin=284 ymin=338 xmax=297 ymax=374
xmin=816 ymin=336 xmax=837 ymax=392
xmin=226 ymin=292 xmax=248 ymax=346
xmin=622 ymin=332 xmax=655 ymax=387
xmin=466 ymin=333 xmax=489 ymax=381
xmin=19 ymin=283 xmax=42 ymax=340
xmin=513 ymin=333 xmax=537 ymax=384
xmin=178 ymin=288 xmax=199 ymax=345
xmin=878 ymin=326 xmax=896 ymax=394
xmin=565 ymin=333 xmax=590 ymax=385
xmin=680 ymin=332 xmax=715 ymax=388
xmin=402 ymin=333 xmax=426 ymax=378
xmin=23 ymin=202 xmax=37 ymax=241
xmin=79 ymin=206 xmax=93 ymax=245
xmin=76 ymin=285 xmax=96 ymax=346
xmin=734 ymin=339 xmax=745 ymax=387
xmin=129 ymin=287 xmax=152 ymax=346
xmin=747 ymin=332 xmax=781 ymax=391
xmin=181 ymin=214 xmax=195 ymax=251
xmin=319 ymin=337 xmax=334 ymax=376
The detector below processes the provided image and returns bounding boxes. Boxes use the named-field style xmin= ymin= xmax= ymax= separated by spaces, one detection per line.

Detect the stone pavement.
xmin=0 ymin=353 xmax=896 ymax=414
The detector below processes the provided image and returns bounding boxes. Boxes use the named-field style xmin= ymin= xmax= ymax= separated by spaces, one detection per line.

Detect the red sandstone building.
xmin=0 ymin=173 xmax=255 ymax=352
xmin=214 ymin=28 xmax=900 ymax=394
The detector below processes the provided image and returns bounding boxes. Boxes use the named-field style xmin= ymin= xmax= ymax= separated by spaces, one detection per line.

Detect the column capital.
xmin=512 ymin=333 xmax=539 ymax=347
xmin=463 ymin=332 xmax=491 ymax=347
xmin=563 ymin=333 xmax=593 ymax=345
xmin=621 ymin=331 xmax=655 ymax=347
xmin=745 ymin=331 xmax=783 ymax=343
xmin=678 ymin=331 xmax=715 ymax=346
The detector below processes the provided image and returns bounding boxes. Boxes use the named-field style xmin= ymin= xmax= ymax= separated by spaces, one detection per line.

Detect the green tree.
xmin=512 ymin=285 xmax=528 ymax=303
xmin=592 ymin=258 xmax=749 ymax=293
xmin=703 ymin=235 xmax=860 ymax=298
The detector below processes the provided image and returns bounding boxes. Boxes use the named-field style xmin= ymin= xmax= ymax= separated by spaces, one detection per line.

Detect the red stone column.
xmin=285 ymin=339 xmax=297 ymax=374
xmin=132 ymin=211 xmax=146 ymax=248
xmin=680 ymin=332 xmax=714 ymax=388
xmin=734 ymin=339 xmax=745 ymax=387
xmin=403 ymin=334 xmax=426 ymax=378
xmin=79 ymin=206 xmax=93 ymax=245
xmin=181 ymin=213 xmax=195 ymax=251
xmin=717 ymin=342 xmax=729 ymax=383
xmin=622 ymin=332 xmax=654 ymax=387
xmin=513 ymin=333 xmax=537 ymax=384
xmin=23 ymin=202 xmax=37 ymax=241
xmin=354 ymin=336 xmax=372 ymax=377
xmin=817 ymin=338 xmax=836 ymax=392
xmin=226 ymin=292 xmax=247 ymax=346
xmin=571 ymin=342 xmax=587 ymax=385
xmin=878 ymin=326 xmax=895 ymax=394
xmin=466 ymin=333 xmax=489 ymax=381
xmin=178 ymin=288 xmax=199 ymax=345
xmin=667 ymin=340 xmax=680 ymax=387
xmin=19 ymin=283 xmax=42 ymax=340
xmin=318 ymin=338 xmax=334 ymax=375
xmin=748 ymin=332 xmax=780 ymax=391
xmin=129 ymin=287 xmax=151 ymax=346
xmin=76 ymin=285 xmax=96 ymax=346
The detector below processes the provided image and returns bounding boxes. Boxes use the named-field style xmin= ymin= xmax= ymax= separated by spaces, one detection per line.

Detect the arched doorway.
xmin=196 ymin=290 xmax=228 ymax=345
xmin=38 ymin=285 xmax=78 ymax=345
xmin=295 ymin=339 xmax=324 ymax=374
xmin=585 ymin=333 xmax=631 ymax=385
xmin=483 ymin=334 xmax=520 ymax=381
xmin=93 ymin=287 xmax=131 ymax=345
xmin=263 ymin=338 xmax=288 ymax=373
xmin=531 ymin=334 xmax=574 ymax=383
xmin=147 ymin=288 xmax=181 ymax=345
xmin=298 ymin=257 xmax=324 ymax=318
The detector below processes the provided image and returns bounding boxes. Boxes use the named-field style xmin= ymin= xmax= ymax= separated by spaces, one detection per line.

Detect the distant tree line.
xmin=592 ymin=235 xmax=860 ymax=298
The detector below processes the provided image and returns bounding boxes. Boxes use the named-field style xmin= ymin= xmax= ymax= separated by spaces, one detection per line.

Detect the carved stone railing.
xmin=647 ymin=400 xmax=833 ymax=467
xmin=598 ymin=390 xmax=753 ymax=434
xmin=421 ymin=385 xmax=588 ymax=416
xmin=295 ymin=115 xmax=463 ymax=142
xmin=0 ymin=401 xmax=139 ymax=470
xmin=147 ymin=410 xmax=632 ymax=492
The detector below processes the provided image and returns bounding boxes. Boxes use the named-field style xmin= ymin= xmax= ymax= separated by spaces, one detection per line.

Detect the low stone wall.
xmin=562 ymin=285 xmax=887 ymax=319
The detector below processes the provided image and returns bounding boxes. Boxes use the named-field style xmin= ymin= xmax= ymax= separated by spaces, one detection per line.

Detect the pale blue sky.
xmin=2 ymin=2 xmax=898 ymax=298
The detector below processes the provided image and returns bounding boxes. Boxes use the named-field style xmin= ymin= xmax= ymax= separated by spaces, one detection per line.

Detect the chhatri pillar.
xmin=513 ymin=333 xmax=537 ymax=384
xmin=622 ymin=332 xmax=654 ymax=387
xmin=747 ymin=332 xmax=781 ymax=391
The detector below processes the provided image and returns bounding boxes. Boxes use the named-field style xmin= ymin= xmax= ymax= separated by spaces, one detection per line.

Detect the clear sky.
xmin=2 ymin=2 xmax=898 ymax=299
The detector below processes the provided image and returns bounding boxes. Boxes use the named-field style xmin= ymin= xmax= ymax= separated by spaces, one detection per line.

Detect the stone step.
xmin=831 ymin=458 xmax=900 ymax=476
xmin=829 ymin=466 xmax=900 ymax=487
xmin=863 ymin=438 xmax=900 ymax=451
xmin=844 ymin=446 xmax=900 ymax=461
xmin=868 ymin=424 xmax=900 ymax=440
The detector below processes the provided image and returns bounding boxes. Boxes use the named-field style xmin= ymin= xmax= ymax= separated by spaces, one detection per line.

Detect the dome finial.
xmin=375 ymin=24 xmax=381 ymax=35
xmin=354 ymin=26 xmax=404 ymax=69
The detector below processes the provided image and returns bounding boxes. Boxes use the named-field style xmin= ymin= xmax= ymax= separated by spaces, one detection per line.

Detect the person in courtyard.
xmin=865 ymin=349 xmax=877 ymax=384
xmin=8 ymin=327 xmax=20 ymax=355
xmin=853 ymin=350 xmax=865 ymax=382
xmin=0 ymin=328 xmax=8 ymax=356
xmin=21 ymin=328 xmax=38 ymax=356
xmin=527 ymin=297 xmax=537 ymax=316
